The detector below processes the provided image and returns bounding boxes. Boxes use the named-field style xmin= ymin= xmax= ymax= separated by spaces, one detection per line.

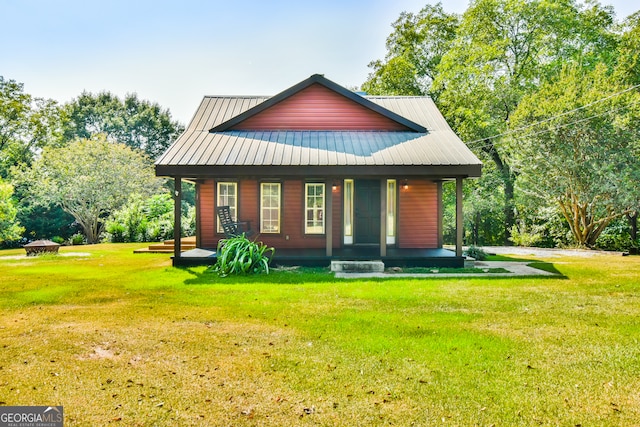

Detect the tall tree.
xmin=362 ymin=3 xmax=459 ymax=97
xmin=0 ymin=76 xmax=65 ymax=178
xmin=63 ymin=92 xmax=184 ymax=160
xmin=0 ymin=178 xmax=24 ymax=244
xmin=507 ymin=64 xmax=640 ymax=247
xmin=19 ymin=136 xmax=158 ymax=243
xmin=364 ymin=0 xmax=623 ymax=245
xmin=433 ymin=0 xmax=619 ymax=244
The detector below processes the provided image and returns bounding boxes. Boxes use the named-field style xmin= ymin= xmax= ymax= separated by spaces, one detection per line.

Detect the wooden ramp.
xmin=134 ymin=236 xmax=197 ymax=254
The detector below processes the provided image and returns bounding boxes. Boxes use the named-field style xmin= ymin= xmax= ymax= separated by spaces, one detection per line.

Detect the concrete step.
xmin=330 ymin=260 xmax=385 ymax=273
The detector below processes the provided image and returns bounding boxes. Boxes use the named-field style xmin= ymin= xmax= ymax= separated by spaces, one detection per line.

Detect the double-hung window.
xmin=305 ymin=183 xmax=325 ymax=234
xmin=260 ymin=183 xmax=281 ymax=233
xmin=217 ymin=181 xmax=237 ymax=233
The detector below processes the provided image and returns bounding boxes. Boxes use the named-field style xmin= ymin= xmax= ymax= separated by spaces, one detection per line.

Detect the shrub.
xmin=104 ymin=193 xmax=194 ymax=243
xmin=464 ymin=245 xmax=488 ymax=261
xmin=212 ymin=234 xmax=275 ymax=277
xmin=70 ymin=233 xmax=85 ymax=245
xmin=595 ymin=234 xmax=638 ymax=252
xmin=509 ymin=224 xmax=543 ymax=247
xmin=595 ymin=219 xmax=638 ymax=252
xmin=51 ymin=236 xmax=65 ymax=245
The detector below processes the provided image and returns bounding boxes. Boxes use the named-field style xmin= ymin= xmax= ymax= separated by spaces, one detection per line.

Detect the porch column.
xmin=456 ymin=176 xmax=463 ymax=257
xmin=437 ymin=181 xmax=444 ymax=248
xmin=380 ymin=178 xmax=387 ymax=257
xmin=173 ymin=176 xmax=182 ymax=263
xmin=326 ymin=180 xmax=333 ymax=257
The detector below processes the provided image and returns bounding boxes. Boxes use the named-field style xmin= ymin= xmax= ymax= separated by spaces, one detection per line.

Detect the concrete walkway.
xmin=334 ymin=261 xmax=558 ymax=279
xmin=334 ymin=245 xmax=627 ymax=279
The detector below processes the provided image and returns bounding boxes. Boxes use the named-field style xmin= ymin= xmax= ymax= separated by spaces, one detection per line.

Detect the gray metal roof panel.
xmin=158 ymin=131 xmax=481 ymax=167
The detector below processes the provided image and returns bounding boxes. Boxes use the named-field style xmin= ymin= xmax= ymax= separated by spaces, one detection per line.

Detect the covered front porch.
xmin=173 ymin=246 xmax=464 ymax=268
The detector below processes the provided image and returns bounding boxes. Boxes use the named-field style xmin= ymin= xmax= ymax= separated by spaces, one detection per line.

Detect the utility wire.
xmin=464 ymin=97 xmax=640 ymax=153
xmin=463 ymin=83 xmax=640 ymax=148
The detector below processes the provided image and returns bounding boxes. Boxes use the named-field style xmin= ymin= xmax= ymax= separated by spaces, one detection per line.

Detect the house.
xmin=155 ymin=74 xmax=481 ymax=267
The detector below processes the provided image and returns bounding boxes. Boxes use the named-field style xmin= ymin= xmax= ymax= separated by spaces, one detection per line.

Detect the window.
xmin=387 ymin=179 xmax=396 ymax=244
xmin=305 ymin=183 xmax=325 ymax=234
xmin=343 ymin=179 xmax=354 ymax=244
xmin=260 ymin=183 xmax=281 ymax=233
xmin=217 ymin=181 xmax=237 ymax=233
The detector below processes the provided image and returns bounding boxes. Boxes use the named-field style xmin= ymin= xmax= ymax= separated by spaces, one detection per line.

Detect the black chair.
xmin=216 ymin=205 xmax=255 ymax=238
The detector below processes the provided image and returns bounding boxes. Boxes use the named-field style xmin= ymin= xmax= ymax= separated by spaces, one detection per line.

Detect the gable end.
xmin=210 ymin=74 xmax=426 ymax=132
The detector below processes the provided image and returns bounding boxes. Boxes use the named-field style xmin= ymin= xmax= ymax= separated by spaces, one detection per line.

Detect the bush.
xmin=595 ymin=234 xmax=638 ymax=252
xmin=70 ymin=233 xmax=85 ymax=245
xmin=464 ymin=245 xmax=488 ymax=261
xmin=51 ymin=236 xmax=65 ymax=245
xmin=104 ymin=193 xmax=194 ymax=243
xmin=212 ymin=234 xmax=275 ymax=277
xmin=595 ymin=219 xmax=639 ymax=252
xmin=508 ymin=224 xmax=543 ymax=247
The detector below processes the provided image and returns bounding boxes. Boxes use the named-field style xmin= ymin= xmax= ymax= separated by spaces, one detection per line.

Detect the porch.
xmin=173 ymin=246 xmax=464 ymax=268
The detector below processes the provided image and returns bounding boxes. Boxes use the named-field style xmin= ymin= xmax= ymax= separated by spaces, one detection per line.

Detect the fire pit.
xmin=24 ymin=240 xmax=61 ymax=256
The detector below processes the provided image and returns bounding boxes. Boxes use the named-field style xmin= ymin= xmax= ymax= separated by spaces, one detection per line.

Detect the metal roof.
xmin=156 ymin=76 xmax=481 ymax=178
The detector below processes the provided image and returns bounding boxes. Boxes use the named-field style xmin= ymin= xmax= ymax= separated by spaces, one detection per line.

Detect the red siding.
xmin=398 ymin=180 xmax=438 ymax=248
xmin=239 ymin=180 xmax=259 ymax=234
xmin=332 ymin=184 xmax=342 ymax=249
xmin=201 ymin=179 xmax=339 ymax=250
xmin=231 ymin=84 xmax=411 ymax=131
xmin=198 ymin=180 xmax=216 ymax=249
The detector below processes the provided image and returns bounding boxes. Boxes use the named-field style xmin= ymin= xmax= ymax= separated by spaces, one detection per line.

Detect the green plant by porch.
xmin=212 ymin=234 xmax=275 ymax=276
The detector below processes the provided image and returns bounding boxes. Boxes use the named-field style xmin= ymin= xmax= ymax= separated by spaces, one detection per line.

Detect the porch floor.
xmin=173 ymin=246 xmax=463 ymax=268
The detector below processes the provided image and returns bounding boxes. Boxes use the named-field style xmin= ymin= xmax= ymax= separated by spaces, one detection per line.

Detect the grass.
xmin=0 ymin=244 xmax=639 ymax=425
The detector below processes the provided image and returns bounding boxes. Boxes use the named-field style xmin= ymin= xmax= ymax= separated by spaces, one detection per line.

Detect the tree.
xmin=507 ymin=64 xmax=640 ymax=247
xmin=0 ymin=178 xmax=24 ymax=244
xmin=63 ymin=92 xmax=184 ymax=159
xmin=21 ymin=136 xmax=159 ymax=243
xmin=0 ymin=76 xmax=65 ymax=178
xmin=362 ymin=3 xmax=459 ymax=97
xmin=433 ymin=0 xmax=620 ymax=244
xmin=364 ymin=0 xmax=623 ymax=245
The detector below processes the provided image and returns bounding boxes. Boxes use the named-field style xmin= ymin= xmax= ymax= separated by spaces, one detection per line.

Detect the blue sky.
xmin=1 ymin=0 xmax=637 ymax=124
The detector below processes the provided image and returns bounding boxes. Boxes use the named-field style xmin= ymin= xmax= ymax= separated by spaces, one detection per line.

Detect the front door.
xmin=354 ymin=179 xmax=380 ymax=244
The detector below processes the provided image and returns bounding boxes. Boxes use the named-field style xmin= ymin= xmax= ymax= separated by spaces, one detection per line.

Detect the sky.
xmin=2 ymin=0 xmax=638 ymax=125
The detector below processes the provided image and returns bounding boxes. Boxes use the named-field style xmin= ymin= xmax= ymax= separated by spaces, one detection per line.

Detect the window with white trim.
xmin=217 ymin=181 xmax=237 ymax=233
xmin=305 ymin=183 xmax=325 ymax=234
xmin=387 ymin=179 xmax=396 ymax=244
xmin=343 ymin=179 xmax=354 ymax=244
xmin=260 ymin=182 xmax=281 ymax=233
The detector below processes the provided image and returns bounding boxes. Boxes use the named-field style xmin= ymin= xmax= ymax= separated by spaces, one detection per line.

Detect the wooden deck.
xmin=172 ymin=246 xmax=463 ymax=268
xmin=134 ymin=236 xmax=197 ymax=254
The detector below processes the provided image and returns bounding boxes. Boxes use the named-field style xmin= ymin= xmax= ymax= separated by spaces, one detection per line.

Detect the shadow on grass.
xmin=487 ymin=255 xmax=567 ymax=278
xmin=178 ymin=266 xmax=342 ymax=285
xmin=526 ymin=261 xmax=566 ymax=277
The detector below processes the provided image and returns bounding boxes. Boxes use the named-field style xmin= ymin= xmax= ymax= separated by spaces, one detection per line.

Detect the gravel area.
xmin=478 ymin=246 xmax=626 ymax=258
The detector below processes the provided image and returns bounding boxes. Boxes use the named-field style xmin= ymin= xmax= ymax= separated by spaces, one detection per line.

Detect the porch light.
xmin=332 ymin=181 xmax=339 ymax=191
xmin=402 ymin=179 xmax=409 ymax=190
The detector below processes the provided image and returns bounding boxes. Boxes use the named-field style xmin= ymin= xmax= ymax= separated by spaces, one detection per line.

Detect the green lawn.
xmin=1 ymin=244 xmax=639 ymax=426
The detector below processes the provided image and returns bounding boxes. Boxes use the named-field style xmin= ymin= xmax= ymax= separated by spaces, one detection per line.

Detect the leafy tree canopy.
xmin=0 ymin=76 xmax=65 ymax=178
xmin=0 ymin=178 xmax=24 ymax=244
xmin=507 ymin=63 xmax=640 ymax=247
xmin=362 ymin=3 xmax=459 ymax=97
xmin=363 ymin=0 xmax=631 ymax=246
xmin=63 ymin=92 xmax=184 ymax=160
xmin=17 ymin=136 xmax=159 ymax=243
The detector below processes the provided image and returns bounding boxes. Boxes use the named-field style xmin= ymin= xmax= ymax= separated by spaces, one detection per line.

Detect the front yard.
xmin=0 ymin=244 xmax=639 ymax=425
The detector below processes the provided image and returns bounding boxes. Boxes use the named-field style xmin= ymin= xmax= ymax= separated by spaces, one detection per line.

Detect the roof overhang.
xmin=155 ymin=163 xmax=482 ymax=180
